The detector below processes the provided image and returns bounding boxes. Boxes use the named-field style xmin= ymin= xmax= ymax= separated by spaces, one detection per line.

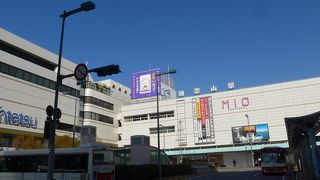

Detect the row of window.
xmin=0 ymin=41 xmax=56 ymax=71
xmin=150 ymin=111 xmax=174 ymax=119
xmin=81 ymin=111 xmax=114 ymax=125
xmin=124 ymin=111 xmax=175 ymax=122
xmin=150 ymin=126 xmax=175 ymax=134
xmin=0 ymin=62 xmax=79 ymax=97
xmin=57 ymin=122 xmax=80 ymax=133
xmin=82 ymin=96 xmax=114 ymax=111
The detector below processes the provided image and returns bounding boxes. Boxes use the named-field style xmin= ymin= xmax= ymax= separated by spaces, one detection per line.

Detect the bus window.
xmin=93 ymin=150 xmax=114 ymax=165
xmin=64 ymin=154 xmax=88 ymax=173
xmin=24 ymin=155 xmax=47 ymax=172
xmin=1 ymin=157 xmax=23 ymax=172
xmin=0 ymin=157 xmax=8 ymax=172
xmin=261 ymin=153 xmax=286 ymax=164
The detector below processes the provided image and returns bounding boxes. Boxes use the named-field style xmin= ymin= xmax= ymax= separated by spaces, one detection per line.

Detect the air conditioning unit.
xmin=210 ymin=85 xmax=217 ymax=93
xmin=194 ymin=88 xmax=200 ymax=95
xmin=228 ymin=82 xmax=235 ymax=90
xmin=178 ymin=90 xmax=185 ymax=97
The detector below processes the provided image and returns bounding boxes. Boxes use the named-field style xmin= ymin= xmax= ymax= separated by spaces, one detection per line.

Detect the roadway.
xmin=188 ymin=168 xmax=286 ymax=180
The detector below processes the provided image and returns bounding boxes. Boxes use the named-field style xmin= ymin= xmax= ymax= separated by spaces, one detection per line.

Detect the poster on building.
xmin=131 ymin=69 xmax=160 ymax=99
xmin=192 ymin=96 xmax=215 ymax=144
xmin=231 ymin=124 xmax=269 ymax=144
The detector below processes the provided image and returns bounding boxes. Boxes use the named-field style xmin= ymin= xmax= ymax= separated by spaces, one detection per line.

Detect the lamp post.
xmin=159 ymin=124 xmax=166 ymax=149
xmin=61 ymin=90 xmax=79 ymax=148
xmin=72 ymin=90 xmax=79 ymax=148
xmin=47 ymin=2 xmax=95 ymax=180
xmin=156 ymin=69 xmax=176 ymax=179
xmin=245 ymin=114 xmax=254 ymax=167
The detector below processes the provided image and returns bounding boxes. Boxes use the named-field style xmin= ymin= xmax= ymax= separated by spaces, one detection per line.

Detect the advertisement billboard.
xmin=192 ymin=96 xmax=215 ymax=144
xmin=131 ymin=69 xmax=160 ymax=99
xmin=231 ymin=124 xmax=269 ymax=144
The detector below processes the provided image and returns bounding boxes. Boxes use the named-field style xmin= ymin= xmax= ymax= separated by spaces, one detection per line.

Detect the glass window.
xmin=43 ymin=78 xmax=50 ymax=88
xmin=30 ymin=74 xmax=37 ymax=83
xmin=7 ymin=157 xmax=23 ymax=172
xmin=0 ymin=63 xmax=9 ymax=74
xmin=16 ymin=69 xmax=24 ymax=79
xmin=37 ymin=76 xmax=44 ymax=86
xmin=49 ymin=81 xmax=55 ymax=90
xmin=71 ymin=89 xmax=77 ymax=97
xmin=23 ymin=71 xmax=31 ymax=81
xmin=24 ymin=155 xmax=47 ymax=172
xmin=0 ymin=157 xmax=8 ymax=172
xmin=54 ymin=155 xmax=64 ymax=172
xmin=64 ymin=154 xmax=88 ymax=172
xmin=94 ymin=151 xmax=114 ymax=165
xmin=60 ymin=85 xmax=67 ymax=94
xmin=84 ymin=112 xmax=92 ymax=119
xmin=92 ymin=113 xmax=97 ymax=120
xmin=83 ymin=96 xmax=114 ymax=110
xmin=8 ymin=66 xmax=16 ymax=76
xmin=0 ymin=63 xmax=78 ymax=98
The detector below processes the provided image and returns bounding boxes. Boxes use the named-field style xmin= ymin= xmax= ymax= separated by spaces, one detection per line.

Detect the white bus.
xmin=0 ymin=144 xmax=114 ymax=180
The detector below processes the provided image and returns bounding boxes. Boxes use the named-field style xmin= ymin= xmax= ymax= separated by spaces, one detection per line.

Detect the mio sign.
xmin=221 ymin=97 xmax=249 ymax=110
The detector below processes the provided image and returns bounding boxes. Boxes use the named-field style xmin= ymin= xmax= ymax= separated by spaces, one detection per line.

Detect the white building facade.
xmin=0 ymin=28 xmax=81 ymax=146
xmin=0 ymin=28 xmax=129 ymax=147
xmin=120 ymin=77 xmax=320 ymax=167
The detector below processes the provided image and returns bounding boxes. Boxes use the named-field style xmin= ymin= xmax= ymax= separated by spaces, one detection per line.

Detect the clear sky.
xmin=1 ymin=0 xmax=320 ymax=96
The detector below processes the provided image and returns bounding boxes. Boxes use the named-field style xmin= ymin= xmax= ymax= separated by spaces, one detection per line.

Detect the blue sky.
xmin=1 ymin=0 xmax=320 ymax=96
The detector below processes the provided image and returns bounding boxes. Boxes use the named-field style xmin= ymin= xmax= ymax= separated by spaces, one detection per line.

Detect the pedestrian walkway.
xmin=217 ymin=167 xmax=261 ymax=172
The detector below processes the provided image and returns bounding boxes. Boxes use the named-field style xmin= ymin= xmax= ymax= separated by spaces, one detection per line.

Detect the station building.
xmin=1 ymin=28 xmax=320 ymax=167
xmin=119 ymin=76 xmax=320 ymax=167
xmin=0 ymin=28 xmax=129 ymax=147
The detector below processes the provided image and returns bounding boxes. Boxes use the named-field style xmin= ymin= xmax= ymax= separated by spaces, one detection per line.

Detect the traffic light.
xmin=44 ymin=105 xmax=62 ymax=139
xmin=89 ymin=64 xmax=121 ymax=77
xmin=54 ymin=108 xmax=62 ymax=124
xmin=43 ymin=117 xmax=51 ymax=139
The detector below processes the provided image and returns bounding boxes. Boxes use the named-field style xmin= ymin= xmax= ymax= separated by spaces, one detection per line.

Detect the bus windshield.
xmin=261 ymin=152 xmax=286 ymax=164
xmin=93 ymin=150 xmax=114 ymax=165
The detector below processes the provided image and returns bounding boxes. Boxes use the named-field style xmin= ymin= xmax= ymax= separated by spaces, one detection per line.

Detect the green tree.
xmin=13 ymin=135 xmax=43 ymax=150
xmin=55 ymin=135 xmax=80 ymax=148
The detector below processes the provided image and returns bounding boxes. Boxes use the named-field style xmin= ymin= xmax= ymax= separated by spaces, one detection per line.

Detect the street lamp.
xmin=156 ymin=69 xmax=176 ymax=179
xmin=159 ymin=124 xmax=166 ymax=149
xmin=61 ymin=90 xmax=80 ymax=148
xmin=245 ymin=114 xmax=254 ymax=167
xmin=72 ymin=90 xmax=79 ymax=148
xmin=47 ymin=2 xmax=95 ymax=180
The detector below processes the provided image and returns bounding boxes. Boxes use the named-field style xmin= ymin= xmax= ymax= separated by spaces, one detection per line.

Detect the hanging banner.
xmin=131 ymin=68 xmax=160 ymax=99
xmin=192 ymin=96 xmax=215 ymax=144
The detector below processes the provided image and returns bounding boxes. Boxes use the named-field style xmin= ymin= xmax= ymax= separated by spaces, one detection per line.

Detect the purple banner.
xmin=131 ymin=69 xmax=160 ymax=99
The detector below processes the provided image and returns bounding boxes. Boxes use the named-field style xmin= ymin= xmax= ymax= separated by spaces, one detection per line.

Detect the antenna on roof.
xmin=148 ymin=61 xmax=152 ymax=70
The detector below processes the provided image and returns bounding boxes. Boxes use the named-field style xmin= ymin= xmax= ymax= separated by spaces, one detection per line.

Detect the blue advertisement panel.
xmin=131 ymin=69 xmax=160 ymax=99
xmin=231 ymin=124 xmax=269 ymax=144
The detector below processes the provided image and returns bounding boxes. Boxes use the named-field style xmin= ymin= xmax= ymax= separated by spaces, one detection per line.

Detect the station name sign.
xmin=0 ymin=106 xmax=38 ymax=129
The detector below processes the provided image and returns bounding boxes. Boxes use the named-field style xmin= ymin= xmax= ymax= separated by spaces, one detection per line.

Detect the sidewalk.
xmin=217 ymin=167 xmax=261 ymax=172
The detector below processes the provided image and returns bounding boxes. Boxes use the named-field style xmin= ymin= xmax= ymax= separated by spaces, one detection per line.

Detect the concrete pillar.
xmin=308 ymin=130 xmax=320 ymax=177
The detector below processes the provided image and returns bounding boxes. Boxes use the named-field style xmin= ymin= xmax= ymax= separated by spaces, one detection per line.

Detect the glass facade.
xmin=83 ymin=96 xmax=114 ymax=111
xmin=81 ymin=111 xmax=114 ymax=125
xmin=0 ymin=62 xmax=78 ymax=97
